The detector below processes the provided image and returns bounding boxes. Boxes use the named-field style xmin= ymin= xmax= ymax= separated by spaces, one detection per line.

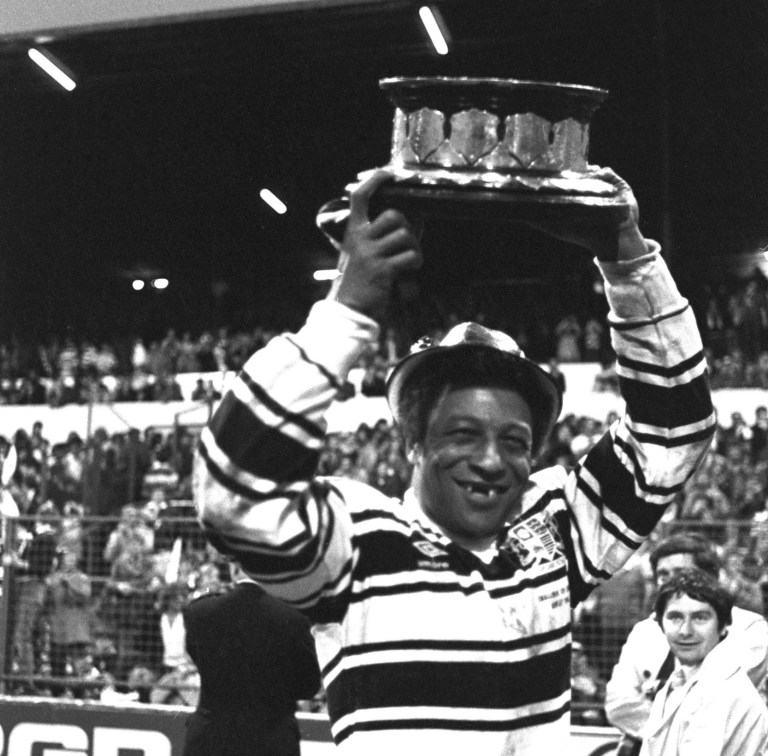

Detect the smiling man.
xmin=605 ymin=533 xmax=768 ymax=755
xmin=195 ymin=168 xmax=716 ymax=754
xmin=641 ymin=571 xmax=768 ymax=755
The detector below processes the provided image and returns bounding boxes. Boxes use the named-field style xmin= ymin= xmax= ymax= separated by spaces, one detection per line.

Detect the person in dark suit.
xmin=181 ymin=562 xmax=322 ymax=756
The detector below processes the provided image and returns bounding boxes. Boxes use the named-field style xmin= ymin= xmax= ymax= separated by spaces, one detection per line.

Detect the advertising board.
xmin=0 ymin=697 xmax=620 ymax=755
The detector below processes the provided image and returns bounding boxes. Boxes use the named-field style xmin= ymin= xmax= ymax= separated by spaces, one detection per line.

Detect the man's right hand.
xmin=330 ymin=170 xmax=423 ymax=323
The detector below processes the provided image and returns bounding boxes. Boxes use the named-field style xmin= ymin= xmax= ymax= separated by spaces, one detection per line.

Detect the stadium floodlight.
xmin=260 ymin=188 xmax=287 ymax=215
xmin=313 ymin=269 xmax=341 ymax=281
xmin=28 ymin=47 xmax=77 ymax=91
xmin=419 ymin=6 xmax=449 ymax=55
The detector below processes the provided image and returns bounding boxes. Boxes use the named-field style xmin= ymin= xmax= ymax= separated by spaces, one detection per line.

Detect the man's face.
xmin=661 ymin=593 xmax=722 ymax=666
xmin=410 ymin=386 xmax=533 ymax=550
xmin=654 ymin=553 xmax=697 ymax=588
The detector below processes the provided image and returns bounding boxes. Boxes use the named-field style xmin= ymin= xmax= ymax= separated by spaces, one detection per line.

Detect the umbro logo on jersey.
xmin=412 ymin=540 xmax=449 ymax=559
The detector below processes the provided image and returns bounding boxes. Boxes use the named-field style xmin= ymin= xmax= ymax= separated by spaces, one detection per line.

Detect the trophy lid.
xmin=379 ymin=76 xmax=609 ymax=125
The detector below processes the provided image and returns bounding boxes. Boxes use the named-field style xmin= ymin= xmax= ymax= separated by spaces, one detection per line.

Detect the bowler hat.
xmin=386 ymin=322 xmax=562 ymax=456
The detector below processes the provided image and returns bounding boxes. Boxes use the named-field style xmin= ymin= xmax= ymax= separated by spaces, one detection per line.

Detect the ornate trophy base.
xmin=363 ymin=167 xmax=630 ymax=226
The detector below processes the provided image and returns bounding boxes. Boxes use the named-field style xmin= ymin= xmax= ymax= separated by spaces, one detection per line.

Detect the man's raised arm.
xmin=194 ymin=171 xmax=422 ymax=617
xmin=534 ymin=168 xmax=717 ymax=597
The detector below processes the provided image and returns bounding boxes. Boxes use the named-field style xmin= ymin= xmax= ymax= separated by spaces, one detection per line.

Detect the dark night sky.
xmin=1 ymin=0 xmax=767 ymax=342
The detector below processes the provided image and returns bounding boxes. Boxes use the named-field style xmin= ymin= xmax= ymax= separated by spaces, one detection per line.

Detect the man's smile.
xmin=454 ymin=479 xmax=510 ymax=503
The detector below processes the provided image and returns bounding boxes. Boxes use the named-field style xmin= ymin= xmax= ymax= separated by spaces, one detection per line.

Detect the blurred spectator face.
xmin=195 ymin=563 xmax=222 ymax=594
xmin=725 ymin=552 xmax=742 ymax=575
xmin=742 ymin=557 xmax=764 ymax=582
xmin=337 ymin=455 xmax=355 ymax=476
xmin=59 ymin=548 xmax=78 ymax=570
xmin=120 ymin=505 xmax=142 ymax=529
xmin=142 ymin=500 xmax=161 ymax=526
xmin=660 ymin=593 xmax=722 ymax=667
xmin=554 ymin=425 xmax=573 ymax=445
xmin=654 ymin=553 xmax=697 ymax=588
xmin=685 ymin=495 xmax=712 ymax=520
xmin=726 ymin=444 xmax=746 ymax=464
xmin=691 ymin=469 xmax=710 ymax=488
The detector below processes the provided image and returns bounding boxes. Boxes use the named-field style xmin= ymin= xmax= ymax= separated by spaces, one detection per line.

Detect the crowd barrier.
xmin=0 ymin=696 xmax=621 ymax=755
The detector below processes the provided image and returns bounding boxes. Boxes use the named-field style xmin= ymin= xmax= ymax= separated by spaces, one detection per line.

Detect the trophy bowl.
xmin=370 ymin=76 xmax=626 ymax=216
xmin=317 ymin=76 xmax=629 ymax=250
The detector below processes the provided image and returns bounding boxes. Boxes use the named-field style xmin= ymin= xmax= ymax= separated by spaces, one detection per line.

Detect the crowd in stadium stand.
xmin=0 ymin=272 xmax=765 ymax=406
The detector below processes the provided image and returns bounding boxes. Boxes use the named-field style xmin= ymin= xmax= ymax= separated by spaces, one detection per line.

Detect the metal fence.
xmin=1 ymin=513 xmax=764 ymax=720
xmin=0 ymin=510 xmax=213 ymax=705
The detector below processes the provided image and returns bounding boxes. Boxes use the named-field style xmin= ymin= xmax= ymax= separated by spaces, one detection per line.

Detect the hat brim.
xmin=386 ymin=343 xmax=562 ymax=457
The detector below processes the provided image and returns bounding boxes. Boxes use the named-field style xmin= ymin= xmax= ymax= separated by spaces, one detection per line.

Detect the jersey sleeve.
xmin=194 ymin=299 xmax=380 ymax=622
xmin=562 ymin=245 xmax=716 ymax=601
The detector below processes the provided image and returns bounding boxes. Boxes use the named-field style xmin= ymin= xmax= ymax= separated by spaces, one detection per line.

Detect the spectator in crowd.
xmin=29 ymin=421 xmax=48 ymax=459
xmin=131 ymin=338 xmax=148 ymax=374
xmin=721 ymin=549 xmax=764 ymax=614
xmin=181 ymin=562 xmax=321 ymax=756
xmin=155 ymin=374 xmax=184 ymax=402
xmin=640 ymin=570 xmax=768 ymax=755
xmin=11 ymin=529 xmax=58 ymax=692
xmin=677 ymin=468 xmax=730 ymax=525
xmin=195 ymin=167 xmax=715 ymax=753
xmin=604 ymin=533 xmax=768 ymax=754
xmin=369 ymin=457 xmax=406 ymax=498
xmin=190 ymin=379 xmax=207 ymax=401
xmin=554 ymin=313 xmax=582 ymax=362
xmin=752 ymin=405 xmax=768 ymax=463
xmin=582 ymin=317 xmax=606 ymax=362
xmin=571 ymin=641 xmax=607 ymax=727
xmin=577 ymin=557 xmax=648 ymax=681
xmin=44 ymin=546 xmax=93 ymax=697
xmin=360 ymin=353 xmax=388 ymax=396
xmin=58 ymin=501 xmax=86 ymax=562
xmin=100 ymin=504 xmax=155 ymax=679
xmin=96 ymin=342 xmax=119 ymax=378
xmin=139 ymin=488 xmax=175 ymax=552
xmin=176 ymin=332 xmax=201 ymax=373
xmin=0 ymin=285 xmax=767 ymax=406
xmin=158 ymin=582 xmax=192 ymax=675
xmin=103 ymin=504 xmax=153 ymax=569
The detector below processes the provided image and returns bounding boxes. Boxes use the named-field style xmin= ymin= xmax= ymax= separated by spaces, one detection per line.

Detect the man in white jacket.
xmin=605 ymin=533 xmax=768 ymax=752
xmin=640 ymin=569 xmax=768 ymax=755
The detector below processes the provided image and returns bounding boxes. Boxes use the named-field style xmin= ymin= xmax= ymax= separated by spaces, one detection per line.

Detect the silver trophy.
xmin=318 ymin=76 xmax=628 ymax=249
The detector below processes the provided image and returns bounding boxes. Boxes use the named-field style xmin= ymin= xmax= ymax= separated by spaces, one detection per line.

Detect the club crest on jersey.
xmin=502 ymin=511 xmax=564 ymax=568
xmin=412 ymin=540 xmax=449 ymax=559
